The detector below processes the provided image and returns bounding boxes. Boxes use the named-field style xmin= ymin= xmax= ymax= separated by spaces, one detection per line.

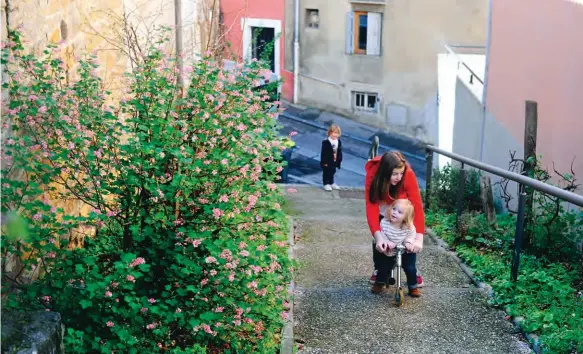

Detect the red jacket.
xmin=364 ymin=156 xmax=425 ymax=236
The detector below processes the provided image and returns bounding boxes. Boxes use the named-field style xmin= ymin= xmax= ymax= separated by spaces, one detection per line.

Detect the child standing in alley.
xmin=372 ymin=199 xmax=421 ymax=297
xmin=320 ymin=124 xmax=343 ymax=191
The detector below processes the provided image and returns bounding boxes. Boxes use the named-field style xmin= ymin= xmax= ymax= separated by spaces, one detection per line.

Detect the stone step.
xmin=294 ymin=245 xmax=470 ymax=289
xmin=294 ymin=287 xmax=530 ymax=354
xmin=296 ymin=220 xmax=435 ymax=247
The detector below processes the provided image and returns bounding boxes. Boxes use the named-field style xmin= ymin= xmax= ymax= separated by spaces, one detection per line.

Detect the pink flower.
xmin=50 ymin=206 xmax=57 ymax=213
xmin=281 ymin=311 xmax=290 ymax=320
xmin=239 ymin=242 xmax=247 ymax=249
xmin=219 ymin=195 xmax=229 ymax=203
xmin=105 ymin=291 xmax=113 ymax=298
xmin=176 ymin=308 xmax=182 ymax=313
xmin=140 ymin=307 xmax=148 ymax=313
xmin=192 ymin=239 xmax=202 ymax=248
xmin=129 ymin=257 xmax=145 ymax=268
xmin=212 ymin=208 xmax=224 ymax=219
xmin=201 ymin=278 xmax=208 ymax=286
xmin=214 ymin=307 xmax=224 ymax=313
xmin=146 ymin=322 xmax=157 ymax=330
xmin=126 ymin=275 xmax=135 ymax=282
xmin=106 ymin=321 xmax=114 ymax=327
xmin=205 ymin=256 xmax=217 ymax=264
xmin=289 ymin=131 xmax=298 ymax=137
xmin=148 ymin=298 xmax=156 ymax=304
xmin=32 ymin=213 xmax=42 ymax=221
xmin=240 ymin=250 xmax=249 ymax=257
xmin=267 ymin=183 xmax=277 ymax=191
xmin=202 ymin=324 xmax=212 ymax=334
xmin=38 ymin=106 xmax=48 ymax=113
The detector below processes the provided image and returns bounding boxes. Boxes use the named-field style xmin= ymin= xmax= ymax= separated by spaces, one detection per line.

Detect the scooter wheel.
xmin=395 ymin=288 xmax=405 ymax=307
xmin=388 ymin=278 xmax=396 ymax=285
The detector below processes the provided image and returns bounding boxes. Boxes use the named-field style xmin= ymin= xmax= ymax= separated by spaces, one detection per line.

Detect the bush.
xmin=427 ymin=210 xmax=583 ymax=354
xmin=429 ymin=163 xmax=482 ymax=213
xmin=1 ymin=31 xmax=292 ymax=353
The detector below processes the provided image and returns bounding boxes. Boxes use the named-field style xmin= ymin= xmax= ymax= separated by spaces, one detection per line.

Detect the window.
xmin=306 ymin=9 xmax=319 ymax=28
xmin=346 ymin=11 xmax=382 ymax=56
xmin=353 ymin=92 xmax=379 ymax=113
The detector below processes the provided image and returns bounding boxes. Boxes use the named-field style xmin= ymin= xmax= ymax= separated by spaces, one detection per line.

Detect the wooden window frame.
xmin=353 ymin=11 xmax=367 ymax=54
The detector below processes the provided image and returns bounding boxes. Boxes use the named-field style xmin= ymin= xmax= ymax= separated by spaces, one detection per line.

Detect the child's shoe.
xmin=409 ymin=288 xmax=422 ymax=297
xmin=369 ymin=269 xmax=378 ymax=284
xmin=323 ymin=185 xmax=332 ymax=191
xmin=416 ymin=274 xmax=424 ymax=288
xmin=331 ymin=183 xmax=340 ymax=190
xmin=371 ymin=283 xmax=386 ymax=294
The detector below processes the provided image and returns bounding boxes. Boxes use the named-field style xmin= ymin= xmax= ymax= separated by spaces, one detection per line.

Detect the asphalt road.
xmin=276 ymin=113 xmax=427 ymax=189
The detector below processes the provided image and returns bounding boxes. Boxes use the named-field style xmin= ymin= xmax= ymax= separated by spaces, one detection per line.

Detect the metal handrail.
xmin=444 ymin=44 xmax=485 ymax=86
xmin=425 ymin=144 xmax=583 ymax=207
xmin=422 ymin=143 xmax=582 ymax=282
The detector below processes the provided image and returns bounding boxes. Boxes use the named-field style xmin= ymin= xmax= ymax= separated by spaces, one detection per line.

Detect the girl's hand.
xmin=374 ymin=232 xmax=388 ymax=252
xmin=405 ymin=233 xmax=424 ymax=253
xmin=386 ymin=241 xmax=396 ymax=250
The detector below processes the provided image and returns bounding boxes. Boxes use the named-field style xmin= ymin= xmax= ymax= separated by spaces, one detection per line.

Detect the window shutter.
xmin=366 ymin=12 xmax=382 ymax=56
xmin=345 ymin=11 xmax=354 ymax=54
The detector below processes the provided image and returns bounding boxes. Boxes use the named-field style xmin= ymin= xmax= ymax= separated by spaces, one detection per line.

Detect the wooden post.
xmin=522 ymin=100 xmax=538 ymax=249
xmin=479 ymin=175 xmax=497 ymax=227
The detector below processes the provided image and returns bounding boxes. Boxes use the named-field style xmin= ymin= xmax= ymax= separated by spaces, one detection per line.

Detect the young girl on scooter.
xmin=371 ymin=199 xmax=421 ymax=297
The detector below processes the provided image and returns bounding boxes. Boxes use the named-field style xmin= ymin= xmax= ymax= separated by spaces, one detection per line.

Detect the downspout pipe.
xmin=293 ymin=0 xmax=300 ymax=104
xmin=479 ymin=0 xmax=492 ymax=162
xmin=175 ymin=0 xmax=185 ymax=91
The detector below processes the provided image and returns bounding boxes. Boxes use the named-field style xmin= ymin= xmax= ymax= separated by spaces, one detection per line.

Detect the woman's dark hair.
xmin=368 ymin=151 xmax=407 ymax=203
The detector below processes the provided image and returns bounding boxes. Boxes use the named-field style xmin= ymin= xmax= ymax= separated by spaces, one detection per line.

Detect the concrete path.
xmin=285 ymin=186 xmax=531 ymax=354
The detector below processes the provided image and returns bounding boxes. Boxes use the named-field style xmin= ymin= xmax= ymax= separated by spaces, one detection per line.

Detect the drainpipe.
xmin=293 ymin=0 xmax=300 ymax=104
xmin=175 ymin=0 xmax=185 ymax=91
xmin=479 ymin=0 xmax=492 ymax=162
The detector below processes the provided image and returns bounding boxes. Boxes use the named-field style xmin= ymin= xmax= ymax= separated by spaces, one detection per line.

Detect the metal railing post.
xmin=368 ymin=136 xmax=379 ymax=160
xmin=456 ymin=163 xmax=466 ymax=229
xmin=425 ymin=149 xmax=433 ymax=210
xmin=511 ymin=188 xmax=527 ymax=282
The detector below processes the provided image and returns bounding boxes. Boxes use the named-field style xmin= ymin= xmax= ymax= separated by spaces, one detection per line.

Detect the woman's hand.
xmin=374 ymin=232 xmax=388 ymax=252
xmin=405 ymin=233 xmax=424 ymax=253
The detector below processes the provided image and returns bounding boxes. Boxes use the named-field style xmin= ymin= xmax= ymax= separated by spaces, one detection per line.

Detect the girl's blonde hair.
xmin=387 ymin=199 xmax=415 ymax=228
xmin=327 ymin=124 xmax=341 ymax=137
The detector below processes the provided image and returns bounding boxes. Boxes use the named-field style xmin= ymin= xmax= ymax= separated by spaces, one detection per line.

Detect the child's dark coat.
xmin=320 ymin=139 xmax=343 ymax=168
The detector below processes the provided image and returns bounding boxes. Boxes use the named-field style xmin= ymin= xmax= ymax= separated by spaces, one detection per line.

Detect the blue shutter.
xmin=346 ymin=12 xmax=354 ymax=54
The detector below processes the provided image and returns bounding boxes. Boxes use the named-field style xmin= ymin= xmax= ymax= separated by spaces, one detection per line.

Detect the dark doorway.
xmin=251 ymin=27 xmax=275 ymax=72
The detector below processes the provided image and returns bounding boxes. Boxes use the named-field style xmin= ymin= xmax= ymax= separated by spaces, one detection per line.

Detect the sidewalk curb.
xmin=425 ymin=228 xmax=543 ymax=354
xmin=280 ymin=216 xmax=295 ymax=354
xmin=280 ymin=111 xmax=426 ymax=163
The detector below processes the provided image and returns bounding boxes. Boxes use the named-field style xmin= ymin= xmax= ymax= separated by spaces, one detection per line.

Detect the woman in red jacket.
xmin=365 ymin=151 xmax=425 ymax=294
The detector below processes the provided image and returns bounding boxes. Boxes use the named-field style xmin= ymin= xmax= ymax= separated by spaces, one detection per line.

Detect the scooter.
xmin=387 ymin=244 xmax=407 ymax=306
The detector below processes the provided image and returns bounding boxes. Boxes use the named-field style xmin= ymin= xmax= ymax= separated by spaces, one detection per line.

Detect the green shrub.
xmin=428 ymin=163 xmax=483 ymax=213
xmin=1 ymin=30 xmax=292 ymax=353
xmin=427 ymin=210 xmax=583 ymax=354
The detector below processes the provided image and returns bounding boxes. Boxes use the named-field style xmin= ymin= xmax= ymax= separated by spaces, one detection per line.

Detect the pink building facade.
xmin=485 ymin=0 xmax=583 ymax=188
xmin=219 ymin=0 xmax=293 ymax=101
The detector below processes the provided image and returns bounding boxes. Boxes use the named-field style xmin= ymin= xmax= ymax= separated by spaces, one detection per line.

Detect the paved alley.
xmin=285 ymin=186 xmax=531 ymax=354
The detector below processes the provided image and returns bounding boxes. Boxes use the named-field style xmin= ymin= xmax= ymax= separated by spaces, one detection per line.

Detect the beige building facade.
xmin=285 ymin=0 xmax=487 ymax=141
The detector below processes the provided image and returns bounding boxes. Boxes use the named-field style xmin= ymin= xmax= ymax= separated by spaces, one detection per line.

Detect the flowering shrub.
xmin=1 ymin=31 xmax=292 ymax=353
